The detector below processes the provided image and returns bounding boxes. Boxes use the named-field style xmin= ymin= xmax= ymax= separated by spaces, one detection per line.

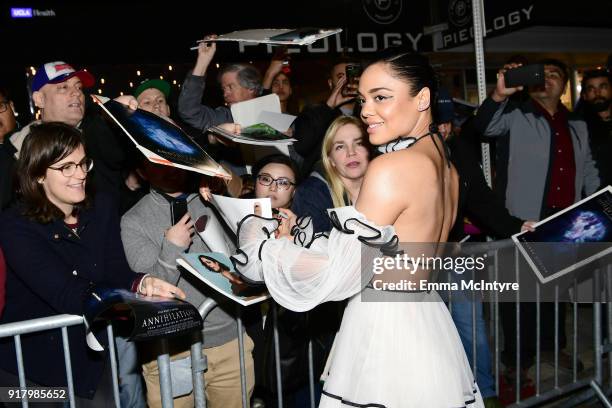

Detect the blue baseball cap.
xmin=31 ymin=61 xmax=95 ymax=92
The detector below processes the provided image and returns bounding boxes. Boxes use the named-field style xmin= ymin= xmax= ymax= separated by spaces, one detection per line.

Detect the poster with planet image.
xmin=513 ymin=186 xmax=612 ymax=284
xmin=92 ymin=95 xmax=230 ymax=179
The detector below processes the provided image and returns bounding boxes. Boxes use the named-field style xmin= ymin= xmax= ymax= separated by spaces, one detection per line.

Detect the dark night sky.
xmin=2 ymin=0 xmax=610 ymax=118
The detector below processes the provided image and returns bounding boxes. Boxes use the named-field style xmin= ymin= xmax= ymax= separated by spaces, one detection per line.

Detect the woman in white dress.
xmin=231 ymin=51 xmax=484 ymax=408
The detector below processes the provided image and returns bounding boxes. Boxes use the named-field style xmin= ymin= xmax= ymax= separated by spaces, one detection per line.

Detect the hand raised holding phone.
xmin=492 ymin=63 xmax=524 ymax=102
xmin=341 ymin=63 xmax=362 ymax=97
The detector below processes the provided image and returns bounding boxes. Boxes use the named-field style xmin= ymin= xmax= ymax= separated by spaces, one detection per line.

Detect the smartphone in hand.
xmin=342 ymin=63 xmax=362 ymax=97
xmin=504 ymin=64 xmax=545 ymax=88
xmin=170 ymin=200 xmax=188 ymax=225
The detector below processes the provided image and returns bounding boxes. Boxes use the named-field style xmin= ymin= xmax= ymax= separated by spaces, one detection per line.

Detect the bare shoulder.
xmin=356 ymin=150 xmax=439 ymax=226
xmin=366 ymin=149 xmax=439 ymax=190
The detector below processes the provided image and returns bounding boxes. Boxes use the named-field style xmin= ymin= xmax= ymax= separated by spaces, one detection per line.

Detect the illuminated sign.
xmin=10 ymin=7 xmax=56 ymax=18
xmin=11 ymin=8 xmax=33 ymax=18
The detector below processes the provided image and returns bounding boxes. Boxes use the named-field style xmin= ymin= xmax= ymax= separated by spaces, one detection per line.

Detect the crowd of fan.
xmin=0 ymin=41 xmax=610 ymax=408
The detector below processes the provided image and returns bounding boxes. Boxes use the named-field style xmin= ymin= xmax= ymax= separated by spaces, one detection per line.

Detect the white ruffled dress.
xmin=232 ymin=206 xmax=484 ymax=408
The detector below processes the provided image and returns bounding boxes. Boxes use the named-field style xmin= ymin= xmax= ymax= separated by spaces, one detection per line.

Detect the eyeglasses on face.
xmin=48 ymin=158 xmax=94 ymax=177
xmin=256 ymin=174 xmax=295 ymax=190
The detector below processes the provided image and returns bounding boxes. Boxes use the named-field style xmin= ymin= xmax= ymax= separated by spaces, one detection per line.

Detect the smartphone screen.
xmin=346 ymin=64 xmax=362 ymax=84
xmin=342 ymin=64 xmax=362 ymax=97
xmin=170 ymin=200 xmax=188 ymax=225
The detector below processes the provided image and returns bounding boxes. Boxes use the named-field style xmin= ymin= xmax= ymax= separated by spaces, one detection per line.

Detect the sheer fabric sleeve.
xmin=231 ymin=206 xmax=398 ymax=312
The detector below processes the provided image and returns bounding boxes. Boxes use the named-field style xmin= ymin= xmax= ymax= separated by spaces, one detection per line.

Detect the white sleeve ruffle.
xmin=231 ymin=206 xmax=398 ymax=312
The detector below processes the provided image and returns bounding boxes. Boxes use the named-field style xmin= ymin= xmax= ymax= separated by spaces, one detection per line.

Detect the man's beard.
xmin=589 ymin=98 xmax=611 ymax=112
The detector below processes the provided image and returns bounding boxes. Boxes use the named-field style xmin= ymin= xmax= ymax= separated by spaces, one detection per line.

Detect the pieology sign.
xmin=237 ymin=32 xmax=425 ymax=55
xmin=441 ymin=1 xmax=535 ymax=49
xmin=232 ymin=0 xmax=534 ymax=56
xmin=235 ymin=0 xmax=428 ymax=55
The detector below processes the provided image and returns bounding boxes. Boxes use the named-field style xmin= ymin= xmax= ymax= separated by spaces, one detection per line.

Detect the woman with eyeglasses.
xmin=0 ymin=122 xmax=184 ymax=405
xmin=252 ymin=154 xmax=300 ymax=211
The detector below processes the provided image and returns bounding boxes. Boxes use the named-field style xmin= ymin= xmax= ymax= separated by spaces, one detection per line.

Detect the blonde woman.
xmin=292 ymin=116 xmax=371 ymax=232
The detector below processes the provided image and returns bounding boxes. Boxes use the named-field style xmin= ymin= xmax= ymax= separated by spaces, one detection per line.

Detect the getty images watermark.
xmin=370 ymin=252 xmax=518 ymax=293
xmin=360 ymin=241 xmax=612 ymax=303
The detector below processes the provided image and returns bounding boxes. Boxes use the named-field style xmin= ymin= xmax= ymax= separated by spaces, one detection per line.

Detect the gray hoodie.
xmin=121 ymin=190 xmax=239 ymax=348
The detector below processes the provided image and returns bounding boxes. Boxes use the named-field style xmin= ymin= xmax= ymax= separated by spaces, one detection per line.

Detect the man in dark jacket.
xmin=579 ymin=69 xmax=612 ymax=187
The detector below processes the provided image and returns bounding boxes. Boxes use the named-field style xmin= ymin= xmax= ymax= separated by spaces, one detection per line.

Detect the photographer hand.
xmin=263 ymin=46 xmax=288 ymax=89
xmin=326 ymin=76 xmax=354 ymax=109
xmin=492 ymin=63 xmax=524 ymax=102
xmin=194 ymin=34 xmax=217 ymax=76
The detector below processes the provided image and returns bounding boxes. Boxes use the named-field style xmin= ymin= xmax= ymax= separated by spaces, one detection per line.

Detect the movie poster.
xmin=94 ymin=97 xmax=229 ymax=179
xmin=513 ymin=187 xmax=612 ymax=283
xmin=84 ymin=288 xmax=202 ymax=344
xmin=178 ymin=253 xmax=269 ymax=306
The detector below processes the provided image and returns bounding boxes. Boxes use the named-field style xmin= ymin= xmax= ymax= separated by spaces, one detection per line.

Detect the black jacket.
xmin=581 ymin=106 xmax=612 ymax=187
xmin=0 ymin=136 xmax=17 ymax=211
xmin=0 ymin=193 xmax=139 ymax=398
xmin=448 ymin=134 xmax=524 ymax=241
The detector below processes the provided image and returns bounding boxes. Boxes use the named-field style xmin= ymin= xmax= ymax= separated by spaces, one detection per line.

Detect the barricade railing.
xmin=0 ymin=314 xmax=120 ymax=408
xmin=5 ymin=242 xmax=612 ymax=408
xmin=456 ymin=240 xmax=612 ymax=408
xmin=155 ymin=298 xmax=318 ymax=408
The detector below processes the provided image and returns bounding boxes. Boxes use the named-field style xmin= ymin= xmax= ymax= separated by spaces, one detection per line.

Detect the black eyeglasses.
xmin=49 ymin=158 xmax=94 ymax=177
xmin=0 ymin=100 xmax=10 ymax=114
xmin=256 ymin=174 xmax=295 ymax=191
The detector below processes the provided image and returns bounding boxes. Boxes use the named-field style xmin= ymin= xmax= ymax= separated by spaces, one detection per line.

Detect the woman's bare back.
xmin=356 ymin=135 xmax=458 ymax=244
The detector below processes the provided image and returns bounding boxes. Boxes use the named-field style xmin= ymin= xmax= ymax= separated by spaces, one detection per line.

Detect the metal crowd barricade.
xmin=452 ymin=239 xmax=612 ymax=408
xmin=154 ymin=240 xmax=612 ymax=408
xmin=156 ymin=298 xmax=319 ymax=408
xmin=0 ymin=302 xmax=319 ymax=408
xmin=0 ymin=314 xmax=121 ymax=408
xmin=10 ymin=242 xmax=611 ymax=408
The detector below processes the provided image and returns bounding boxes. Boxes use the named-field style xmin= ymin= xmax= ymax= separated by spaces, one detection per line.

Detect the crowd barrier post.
xmin=0 ymin=315 xmax=120 ymax=408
